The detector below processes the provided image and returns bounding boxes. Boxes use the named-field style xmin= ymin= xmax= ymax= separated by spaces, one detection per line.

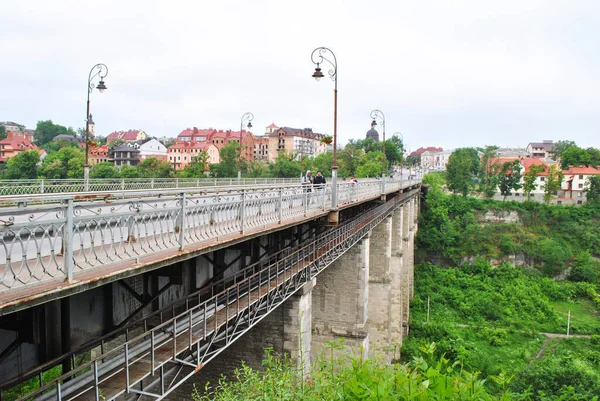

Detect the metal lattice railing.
xmin=13 ymin=189 xmax=416 ymax=401
xmin=0 ymin=178 xmax=301 ymax=196
xmin=0 ymin=180 xmax=419 ymax=291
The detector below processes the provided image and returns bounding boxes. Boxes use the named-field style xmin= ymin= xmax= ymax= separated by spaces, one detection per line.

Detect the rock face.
xmin=477 ymin=210 xmax=521 ymax=224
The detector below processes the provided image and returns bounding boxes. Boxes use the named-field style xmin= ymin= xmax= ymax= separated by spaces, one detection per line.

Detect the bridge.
xmin=0 ymin=177 xmax=420 ymax=400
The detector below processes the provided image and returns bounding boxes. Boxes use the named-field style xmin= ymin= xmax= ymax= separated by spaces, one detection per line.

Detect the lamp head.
xmin=371 ymin=120 xmax=377 ymax=127
xmin=96 ymin=80 xmax=107 ymax=93
xmin=312 ymin=64 xmax=324 ymax=82
xmin=247 ymin=121 xmax=253 ymax=129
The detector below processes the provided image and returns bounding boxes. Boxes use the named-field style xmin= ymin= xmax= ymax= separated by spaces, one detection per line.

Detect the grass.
xmin=545 ymin=299 xmax=600 ymax=334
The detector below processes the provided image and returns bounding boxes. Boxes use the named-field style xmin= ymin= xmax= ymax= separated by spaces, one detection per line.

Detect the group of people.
xmin=302 ymin=170 xmax=326 ymax=191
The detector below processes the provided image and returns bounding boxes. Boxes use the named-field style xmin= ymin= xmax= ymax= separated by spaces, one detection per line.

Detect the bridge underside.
xmin=0 ymin=187 xmax=420 ymax=401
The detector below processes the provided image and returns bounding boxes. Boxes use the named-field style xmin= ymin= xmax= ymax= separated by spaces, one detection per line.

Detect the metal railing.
xmin=13 ymin=189 xmax=416 ymax=401
xmin=0 ymin=178 xmax=299 ymax=196
xmin=0 ymin=179 xmax=419 ymax=291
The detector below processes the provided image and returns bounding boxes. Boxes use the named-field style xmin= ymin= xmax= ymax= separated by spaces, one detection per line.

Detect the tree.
xmin=522 ymin=164 xmax=545 ymax=200
xmin=38 ymin=147 xmax=85 ymax=179
xmin=337 ymin=143 xmax=364 ymax=178
xmin=446 ymin=148 xmax=479 ymax=196
xmin=478 ymin=146 xmax=500 ymax=198
xmin=267 ymin=152 xmax=302 ymax=178
xmin=549 ymin=140 xmax=576 ymax=161
xmin=137 ymin=158 xmax=174 ymax=178
xmin=0 ymin=125 xmax=6 ymax=141
xmin=180 ymin=152 xmax=210 ymax=178
xmin=586 ymin=147 xmax=600 ymax=168
xmin=543 ymin=164 xmax=563 ymax=204
xmin=210 ymin=142 xmax=241 ymax=178
xmin=498 ymin=160 xmax=522 ymax=200
xmin=355 ymin=151 xmax=384 ymax=178
xmin=90 ymin=162 xmax=120 ymax=178
xmin=560 ymin=146 xmax=591 ymax=169
xmin=4 ymin=150 xmax=40 ymax=179
xmin=309 ymin=152 xmax=333 ymax=177
xmin=119 ymin=164 xmax=140 ymax=178
xmin=246 ymin=161 xmax=269 ymax=178
xmin=34 ymin=120 xmax=77 ymax=146
xmin=584 ymin=175 xmax=600 ymax=204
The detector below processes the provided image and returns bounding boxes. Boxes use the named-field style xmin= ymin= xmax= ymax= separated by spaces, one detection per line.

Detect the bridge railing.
xmin=0 ymin=177 xmax=300 ymax=196
xmin=0 ymin=179 xmax=420 ymax=291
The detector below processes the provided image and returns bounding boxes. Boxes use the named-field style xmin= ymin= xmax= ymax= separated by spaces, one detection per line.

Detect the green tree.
xmin=586 ymin=147 xmax=600 ymax=168
xmin=549 ymin=140 xmax=576 ymax=161
xmin=137 ymin=158 xmax=174 ymax=178
xmin=522 ymin=164 xmax=545 ymax=200
xmin=543 ymin=164 xmax=563 ymax=204
xmin=0 ymin=125 xmax=6 ymax=141
xmin=478 ymin=146 xmax=500 ymax=198
xmin=267 ymin=152 xmax=302 ymax=178
xmin=4 ymin=150 xmax=40 ymax=179
xmin=42 ymin=138 xmax=79 ymax=153
xmin=210 ymin=142 xmax=241 ymax=178
xmin=560 ymin=146 xmax=591 ymax=169
xmin=355 ymin=151 xmax=384 ymax=178
xmin=119 ymin=164 xmax=140 ymax=178
xmin=446 ymin=148 xmax=480 ymax=196
xmin=498 ymin=160 xmax=522 ymax=200
xmin=384 ymin=138 xmax=403 ymax=169
xmin=38 ymin=147 xmax=85 ymax=179
xmin=338 ymin=143 xmax=364 ymax=178
xmin=34 ymin=120 xmax=77 ymax=146
xmin=90 ymin=162 xmax=120 ymax=178
xmin=584 ymin=175 xmax=600 ymax=204
xmin=246 ymin=161 xmax=269 ymax=178
xmin=309 ymin=152 xmax=333 ymax=177
xmin=180 ymin=152 xmax=210 ymax=178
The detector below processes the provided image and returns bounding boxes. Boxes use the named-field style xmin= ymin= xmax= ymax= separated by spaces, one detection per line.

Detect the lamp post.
xmin=311 ymin=47 xmax=338 ymax=209
xmin=370 ymin=110 xmax=386 ymax=177
xmin=239 ymin=112 xmax=254 ymax=181
xmin=394 ymin=132 xmax=404 ymax=178
xmin=84 ymin=63 xmax=108 ymax=191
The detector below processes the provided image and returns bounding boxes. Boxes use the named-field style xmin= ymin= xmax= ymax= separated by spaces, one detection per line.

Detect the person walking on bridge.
xmin=313 ymin=170 xmax=326 ymax=189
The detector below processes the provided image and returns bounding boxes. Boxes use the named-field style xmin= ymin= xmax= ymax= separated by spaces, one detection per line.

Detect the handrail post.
xmin=121 ymin=178 xmax=125 ymax=191
xmin=40 ymin=179 xmax=44 ymax=194
xmin=278 ymin=189 xmax=283 ymax=224
xmin=240 ymin=189 xmax=246 ymax=234
xmin=64 ymin=199 xmax=74 ymax=282
xmin=178 ymin=192 xmax=187 ymax=251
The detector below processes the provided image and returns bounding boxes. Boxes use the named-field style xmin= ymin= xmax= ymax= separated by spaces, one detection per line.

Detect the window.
xmin=577 ymin=200 xmax=583 ymax=205
xmin=579 ymin=175 xmax=584 ymax=179
xmin=578 ymin=183 xmax=583 ymax=189
xmin=557 ymin=201 xmax=562 ymax=205
xmin=540 ymin=177 xmax=545 ymax=181
xmin=514 ymin=193 xmax=520 ymax=196
xmin=578 ymin=193 xmax=582 ymax=198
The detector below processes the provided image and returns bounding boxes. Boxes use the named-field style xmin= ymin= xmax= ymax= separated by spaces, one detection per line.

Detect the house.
xmin=167 ymin=141 xmax=219 ymax=171
xmin=254 ymin=136 xmax=270 ymax=161
xmin=89 ymin=145 xmax=110 ymax=165
xmin=0 ymin=132 xmax=44 ymax=163
xmin=110 ymin=144 xmax=140 ymax=167
xmin=496 ymin=147 xmax=529 ymax=158
xmin=526 ymin=140 xmax=554 ymax=159
xmin=176 ymin=127 xmax=217 ymax=143
xmin=561 ymin=166 xmax=600 ymax=205
xmin=267 ymin=127 xmax=327 ymax=161
xmin=432 ymin=149 xmax=454 ymax=170
xmin=137 ymin=138 xmax=168 ymax=162
xmin=106 ymin=129 xmax=148 ymax=144
xmin=207 ymin=129 xmax=256 ymax=162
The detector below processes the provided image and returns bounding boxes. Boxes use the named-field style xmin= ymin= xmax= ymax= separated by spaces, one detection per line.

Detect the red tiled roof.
xmin=177 ymin=128 xmax=217 ymax=139
xmin=410 ymin=147 xmax=443 ymax=156
xmin=0 ymin=134 xmax=40 ymax=151
xmin=267 ymin=122 xmax=278 ymax=129
xmin=107 ymin=130 xmax=145 ymax=141
xmin=168 ymin=141 xmax=215 ymax=150
xmin=562 ymin=166 xmax=600 ymax=175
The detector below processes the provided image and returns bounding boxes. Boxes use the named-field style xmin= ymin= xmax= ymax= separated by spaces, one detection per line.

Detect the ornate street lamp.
xmin=84 ymin=63 xmax=109 ymax=191
xmin=370 ymin=110 xmax=386 ymax=177
xmin=311 ymin=47 xmax=338 ymax=208
xmin=394 ymin=132 xmax=404 ymax=177
xmin=239 ymin=112 xmax=254 ymax=180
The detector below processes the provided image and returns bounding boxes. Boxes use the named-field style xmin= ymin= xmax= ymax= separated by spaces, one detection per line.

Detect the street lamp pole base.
xmin=84 ymin=165 xmax=90 ymax=192
xmin=330 ymin=167 xmax=338 ymax=210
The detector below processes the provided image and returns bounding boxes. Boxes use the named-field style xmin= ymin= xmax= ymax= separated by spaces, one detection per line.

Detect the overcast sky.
xmin=1 ymin=0 xmax=598 ymax=150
